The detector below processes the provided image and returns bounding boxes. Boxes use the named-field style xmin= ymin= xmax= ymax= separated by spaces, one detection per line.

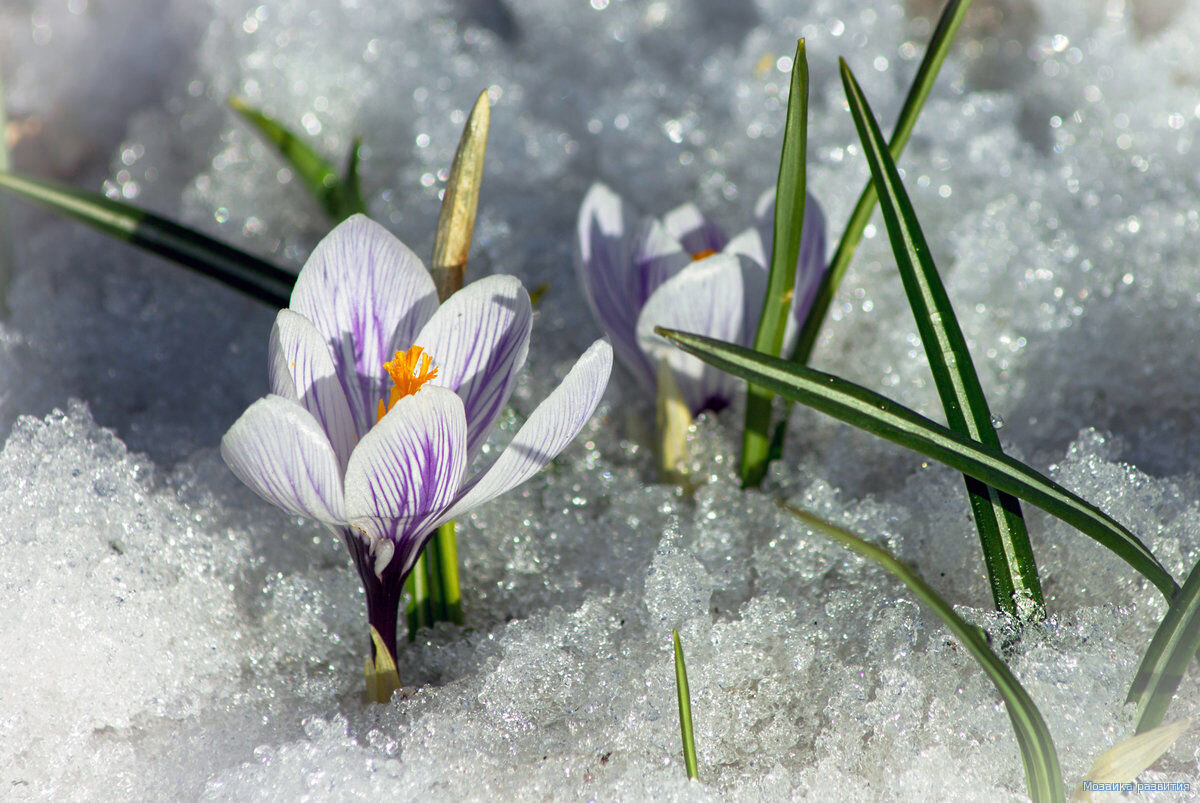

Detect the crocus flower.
xmin=222 ymin=215 xmax=612 ymax=662
xmin=576 ymin=183 xmax=826 ymax=415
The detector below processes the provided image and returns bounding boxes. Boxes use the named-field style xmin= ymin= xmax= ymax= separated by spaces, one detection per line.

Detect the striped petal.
xmin=290 ymin=215 xmax=439 ymax=438
xmin=438 ymin=339 xmax=612 ymax=525
xmin=343 ymin=386 xmax=467 ymax=575
xmin=413 ymin=275 xmax=532 ymax=460
xmin=636 ymin=253 xmax=766 ymax=415
xmin=661 ymin=202 xmax=727 ymax=257
xmin=269 ymin=310 xmax=357 ymax=470
xmin=576 ymin=183 xmax=687 ymax=389
xmin=221 ymin=396 xmax=346 ymax=524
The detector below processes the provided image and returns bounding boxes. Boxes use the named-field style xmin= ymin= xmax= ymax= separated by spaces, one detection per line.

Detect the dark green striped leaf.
xmin=0 ymin=169 xmax=293 ymax=307
xmin=840 ymin=60 xmax=1043 ymax=621
xmin=657 ymin=327 xmax=1177 ymax=600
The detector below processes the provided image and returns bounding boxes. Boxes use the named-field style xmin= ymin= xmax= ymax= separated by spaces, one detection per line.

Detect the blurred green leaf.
xmin=228 ymin=96 xmax=365 ymax=222
xmin=657 ymin=327 xmax=1177 ymax=600
xmin=779 ymin=503 xmax=1063 ymax=802
xmin=0 ymin=169 xmax=293 ymax=306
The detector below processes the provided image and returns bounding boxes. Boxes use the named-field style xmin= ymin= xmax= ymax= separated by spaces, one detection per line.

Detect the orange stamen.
xmin=691 ymin=249 xmax=718 ymax=261
xmin=377 ymin=345 xmax=439 ymax=420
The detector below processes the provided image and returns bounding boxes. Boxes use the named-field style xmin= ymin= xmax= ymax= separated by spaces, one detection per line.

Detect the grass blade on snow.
xmin=674 ymin=629 xmax=699 ymax=780
xmin=780 ymin=503 xmax=1063 ymax=802
xmin=228 ymin=96 xmax=365 ymax=222
xmin=657 ymin=327 xmax=1177 ymax=600
xmin=740 ymin=39 xmax=809 ymax=488
xmin=0 ymin=169 xmax=293 ymax=307
xmin=840 ymin=60 xmax=1043 ymax=621
xmin=1128 ymin=554 xmax=1200 ymax=732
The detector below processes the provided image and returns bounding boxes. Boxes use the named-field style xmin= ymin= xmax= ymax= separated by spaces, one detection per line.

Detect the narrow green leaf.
xmin=0 ymin=62 xmax=13 ymax=313
xmin=405 ymin=550 xmax=434 ymax=640
xmin=228 ymin=96 xmax=365 ymax=222
xmin=434 ymin=520 xmax=464 ymax=626
xmin=657 ymin=328 xmax=1177 ymax=600
xmin=431 ymin=90 xmax=490 ymax=301
xmin=790 ymin=0 xmax=975 ymax=367
xmin=0 ymin=169 xmax=293 ymax=307
xmin=741 ymin=39 xmax=809 ymax=489
xmin=779 ymin=503 xmax=1063 ymax=802
xmin=840 ymin=61 xmax=1042 ymax=621
xmin=1129 ymin=554 xmax=1200 ymax=732
xmin=673 ymin=629 xmax=699 ymax=780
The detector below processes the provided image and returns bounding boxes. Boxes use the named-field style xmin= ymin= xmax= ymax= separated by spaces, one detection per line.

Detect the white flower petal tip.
xmin=220 ymin=395 xmax=346 ymax=524
xmin=1077 ymin=719 xmax=1193 ymax=798
xmin=441 ymin=338 xmax=613 ymax=523
xmin=416 ymin=274 xmax=532 ymax=457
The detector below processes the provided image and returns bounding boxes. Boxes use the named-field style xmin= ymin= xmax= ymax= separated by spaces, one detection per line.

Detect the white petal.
xmin=438 ymin=339 xmax=612 ymax=524
xmin=290 ymin=215 xmax=440 ymax=435
xmin=635 ymin=253 xmax=766 ymax=414
xmin=724 ymin=227 xmax=768 ymax=270
xmin=221 ymin=396 xmax=346 ymax=524
xmin=344 ymin=386 xmax=468 ymax=568
xmin=576 ymin=183 xmax=686 ymax=389
xmin=269 ymin=310 xmax=357 ymax=470
xmin=661 ymin=202 xmax=726 ymax=256
xmin=414 ymin=275 xmax=531 ymax=459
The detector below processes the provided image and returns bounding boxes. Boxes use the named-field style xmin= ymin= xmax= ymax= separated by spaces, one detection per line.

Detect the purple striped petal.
xmin=343 ymin=386 xmax=467 ymax=575
xmin=413 ymin=275 xmax=532 ymax=460
xmin=661 ymin=202 xmax=727 ymax=257
xmin=576 ymin=183 xmax=687 ymax=389
xmin=438 ymin=339 xmax=612 ymax=526
xmin=221 ymin=396 xmax=347 ymax=524
xmin=269 ymin=310 xmax=357 ymax=471
xmin=636 ymin=253 xmax=766 ymax=415
xmin=290 ymin=215 xmax=440 ymax=438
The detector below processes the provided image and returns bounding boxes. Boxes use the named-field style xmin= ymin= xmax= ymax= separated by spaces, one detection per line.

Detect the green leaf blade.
xmin=840 ymin=61 xmax=1042 ymax=620
xmin=781 ymin=504 xmax=1063 ymax=802
xmin=1129 ymin=554 xmax=1200 ymax=732
xmin=0 ymin=169 xmax=293 ymax=307
xmin=658 ymin=328 xmax=1177 ymax=600
xmin=229 ymin=97 xmax=364 ymax=223
xmin=673 ymin=629 xmax=699 ymax=780
xmin=741 ymin=39 xmax=809 ymax=488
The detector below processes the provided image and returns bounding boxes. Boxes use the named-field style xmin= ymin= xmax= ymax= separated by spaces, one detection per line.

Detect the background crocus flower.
xmin=222 ymin=214 xmax=613 ymax=663
xmin=576 ymin=182 xmax=826 ymax=415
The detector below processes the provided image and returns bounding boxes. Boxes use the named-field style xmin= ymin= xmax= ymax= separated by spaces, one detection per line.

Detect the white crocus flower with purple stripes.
xmin=576 ymin=183 xmax=826 ymax=416
xmin=221 ymin=215 xmax=612 ymax=662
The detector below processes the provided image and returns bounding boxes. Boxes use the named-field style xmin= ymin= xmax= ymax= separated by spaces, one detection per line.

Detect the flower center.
xmin=376 ymin=345 xmax=439 ymax=421
xmin=690 ymin=249 xmax=718 ymax=261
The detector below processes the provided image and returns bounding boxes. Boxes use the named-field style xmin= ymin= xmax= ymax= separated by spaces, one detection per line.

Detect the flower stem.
xmin=435 ymin=521 xmax=464 ymax=625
